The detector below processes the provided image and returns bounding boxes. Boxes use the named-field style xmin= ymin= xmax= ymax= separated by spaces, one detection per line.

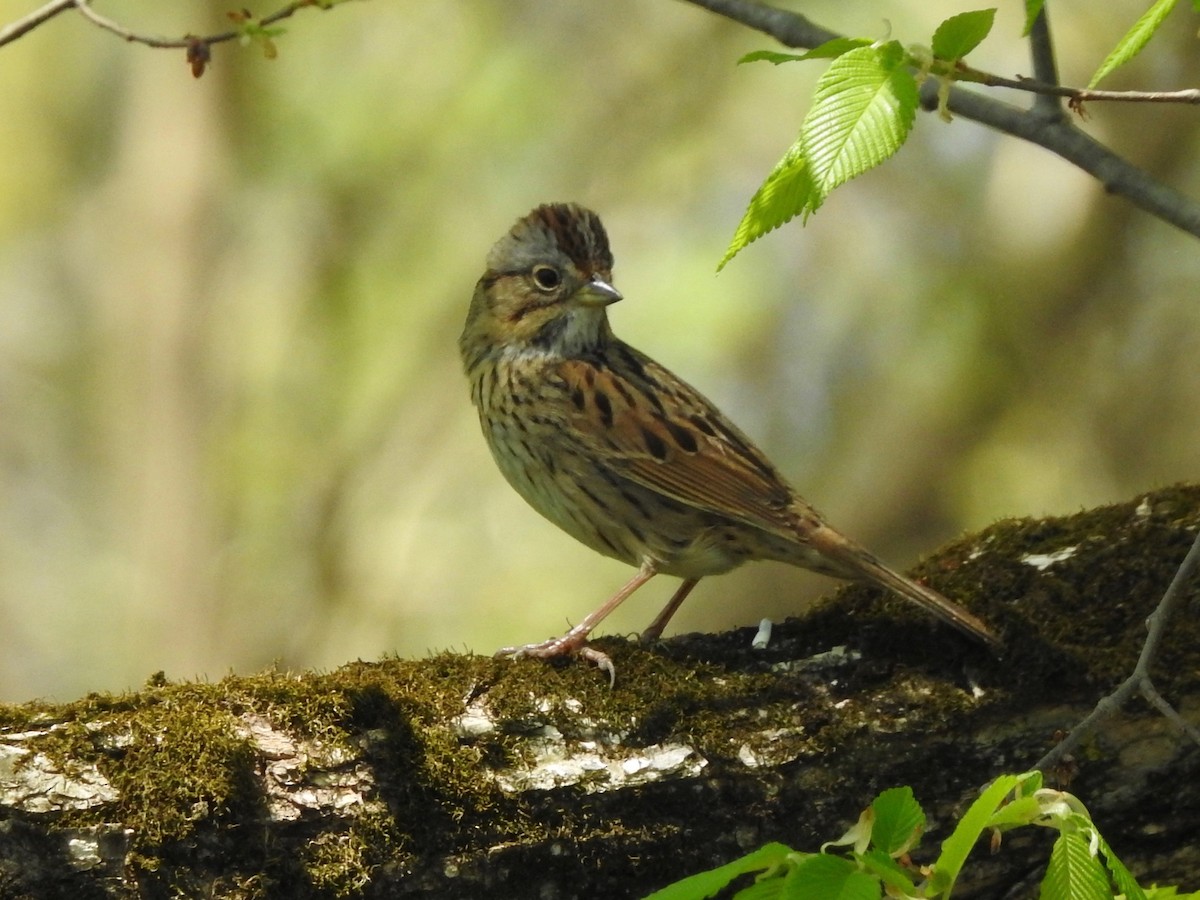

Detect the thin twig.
xmin=1 ymin=0 xmax=336 ymax=54
xmin=0 ymin=0 xmax=74 ymax=48
xmin=957 ymin=66 xmax=1200 ymax=106
xmin=1140 ymin=681 xmax=1200 ymax=747
xmin=1034 ymin=527 xmax=1200 ymax=772
xmin=72 ymin=0 xmax=316 ymax=49
xmin=677 ymin=0 xmax=1200 ymax=238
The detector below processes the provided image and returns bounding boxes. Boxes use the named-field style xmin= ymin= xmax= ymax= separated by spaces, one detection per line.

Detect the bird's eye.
xmin=531 ymin=265 xmax=562 ymax=292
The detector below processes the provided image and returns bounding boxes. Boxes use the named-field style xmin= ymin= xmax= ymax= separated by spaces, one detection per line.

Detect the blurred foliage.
xmin=0 ymin=0 xmax=1197 ymax=701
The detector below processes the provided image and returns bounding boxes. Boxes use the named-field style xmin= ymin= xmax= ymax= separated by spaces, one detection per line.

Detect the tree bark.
xmin=2 ymin=485 xmax=1198 ymax=899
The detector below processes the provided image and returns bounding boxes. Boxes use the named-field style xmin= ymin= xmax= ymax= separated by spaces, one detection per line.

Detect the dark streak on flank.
xmin=577 ymin=482 xmax=610 ymax=513
xmin=570 ymin=386 xmax=586 ymax=410
xmin=592 ymin=528 xmax=622 ymax=556
xmin=618 ymin=488 xmax=648 ymax=517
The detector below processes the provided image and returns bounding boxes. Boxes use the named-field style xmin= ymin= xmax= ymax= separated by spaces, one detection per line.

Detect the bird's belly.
xmin=484 ymin=423 xmax=640 ymax=566
xmin=483 ymin=419 xmax=745 ymax=576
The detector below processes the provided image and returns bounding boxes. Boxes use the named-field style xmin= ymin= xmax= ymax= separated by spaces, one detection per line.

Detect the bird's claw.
xmin=494 ymin=636 xmax=616 ymax=687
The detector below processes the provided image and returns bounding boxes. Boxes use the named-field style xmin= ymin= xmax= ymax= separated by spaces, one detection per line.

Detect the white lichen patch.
xmin=0 ymin=741 xmax=117 ymax=813
xmin=492 ymin=737 xmax=705 ymax=794
xmin=452 ymin=697 xmax=497 ymax=737
xmin=770 ymin=645 xmax=860 ymax=675
xmin=736 ymin=728 xmax=807 ymax=768
xmin=1021 ymin=546 xmax=1078 ymax=570
xmin=237 ymin=713 xmax=373 ymax=821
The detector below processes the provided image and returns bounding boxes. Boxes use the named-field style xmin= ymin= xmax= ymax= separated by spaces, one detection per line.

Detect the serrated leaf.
xmin=718 ymin=144 xmax=816 ymax=270
xmin=1040 ymin=832 xmax=1111 ymax=900
xmin=739 ymin=50 xmax=810 ymax=66
xmin=784 ymin=854 xmax=877 ymax=900
xmin=720 ymin=41 xmax=918 ymax=269
xmin=823 ymin=806 xmax=875 ymax=855
xmin=643 ymin=842 xmax=794 ymax=900
xmin=1144 ymin=887 xmax=1200 ymax=900
xmin=929 ymin=774 xmax=1023 ymax=895
xmin=738 ymin=39 xmax=874 ymax=66
xmin=1088 ymin=0 xmax=1181 ymax=88
xmin=984 ymin=795 xmax=1044 ymax=829
xmin=1015 ymin=770 xmax=1044 ymax=797
xmin=931 ymin=9 xmax=997 ymax=60
xmin=1095 ymin=831 xmax=1147 ymax=900
xmin=801 ymin=42 xmax=918 ymax=198
xmin=858 ymin=848 xmax=918 ymax=896
xmin=1023 ymin=0 xmax=1046 ymax=35
xmin=870 ymin=787 xmax=925 ymax=857
xmin=735 ymin=878 xmax=787 ymax=900
xmin=791 ymin=37 xmax=876 ymax=61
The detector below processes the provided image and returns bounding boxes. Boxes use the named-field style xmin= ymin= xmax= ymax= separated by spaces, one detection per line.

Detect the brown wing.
xmin=554 ymin=341 xmax=800 ymax=540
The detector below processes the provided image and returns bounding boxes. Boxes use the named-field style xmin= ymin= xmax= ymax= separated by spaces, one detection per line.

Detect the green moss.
xmin=0 ymin=484 xmax=1195 ymax=895
xmin=303 ymin=806 xmax=400 ymax=898
xmin=812 ymin=482 xmax=1200 ymax=700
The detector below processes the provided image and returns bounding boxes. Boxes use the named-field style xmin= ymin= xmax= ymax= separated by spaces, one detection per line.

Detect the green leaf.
xmin=1144 ymin=887 xmax=1200 ymax=900
xmin=784 ymin=854 xmax=878 ymax=900
xmin=1023 ymin=0 xmax=1046 ymax=35
xmin=984 ymin=795 xmax=1044 ymax=829
xmin=857 ymin=849 xmax=918 ymax=896
xmin=720 ymin=42 xmax=917 ymax=269
xmin=931 ymin=9 xmax=997 ymax=60
xmin=929 ymin=774 xmax=1024 ymax=895
xmin=643 ymin=842 xmax=793 ymax=900
xmin=869 ymin=786 xmax=925 ymax=857
xmin=1040 ymin=832 xmax=1111 ymax=900
xmin=739 ymin=50 xmax=811 ymax=66
xmin=735 ymin=879 xmax=787 ymax=899
xmin=802 ymin=42 xmax=918 ymax=200
xmin=738 ymin=40 xmax=872 ymax=66
xmin=1095 ymin=831 xmax=1147 ymax=900
xmin=1088 ymin=0 xmax=1181 ymax=88
xmin=718 ymin=144 xmax=816 ymax=270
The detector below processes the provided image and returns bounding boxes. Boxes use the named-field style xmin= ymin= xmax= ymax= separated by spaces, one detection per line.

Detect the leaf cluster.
xmin=722 ymin=1 xmax=1200 ymax=267
xmin=644 ymin=773 xmax=1200 ymax=900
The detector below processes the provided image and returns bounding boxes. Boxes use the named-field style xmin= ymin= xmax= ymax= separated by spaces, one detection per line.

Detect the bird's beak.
xmin=575 ymin=278 xmax=623 ymax=307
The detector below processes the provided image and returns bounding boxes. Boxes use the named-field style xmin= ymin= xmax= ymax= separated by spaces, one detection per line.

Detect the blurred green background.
xmin=0 ymin=0 xmax=1197 ymax=702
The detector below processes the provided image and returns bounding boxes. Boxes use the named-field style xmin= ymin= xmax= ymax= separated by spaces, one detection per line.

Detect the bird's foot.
xmin=494 ymin=634 xmax=616 ymax=687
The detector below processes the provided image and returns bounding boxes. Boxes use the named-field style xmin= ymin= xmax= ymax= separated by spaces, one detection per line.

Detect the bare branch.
xmin=72 ymin=0 xmax=317 ymax=49
xmin=1025 ymin=5 xmax=1064 ymax=121
xmin=1 ymin=0 xmax=340 ymax=56
xmin=1034 ymin=527 xmax=1200 ymax=772
xmin=681 ymin=0 xmax=836 ymax=48
xmin=0 ymin=0 xmax=74 ymax=48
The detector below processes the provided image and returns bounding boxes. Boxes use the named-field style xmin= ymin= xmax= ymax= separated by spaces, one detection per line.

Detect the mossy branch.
xmin=1 ymin=486 xmax=1198 ymax=897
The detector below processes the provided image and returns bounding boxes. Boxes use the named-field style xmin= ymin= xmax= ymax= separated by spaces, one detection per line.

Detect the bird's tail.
xmin=807 ymin=524 xmax=1001 ymax=650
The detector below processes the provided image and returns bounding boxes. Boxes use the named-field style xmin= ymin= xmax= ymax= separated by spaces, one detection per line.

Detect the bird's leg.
xmin=639 ymin=578 xmax=701 ymax=643
xmin=495 ymin=560 xmax=660 ymax=684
